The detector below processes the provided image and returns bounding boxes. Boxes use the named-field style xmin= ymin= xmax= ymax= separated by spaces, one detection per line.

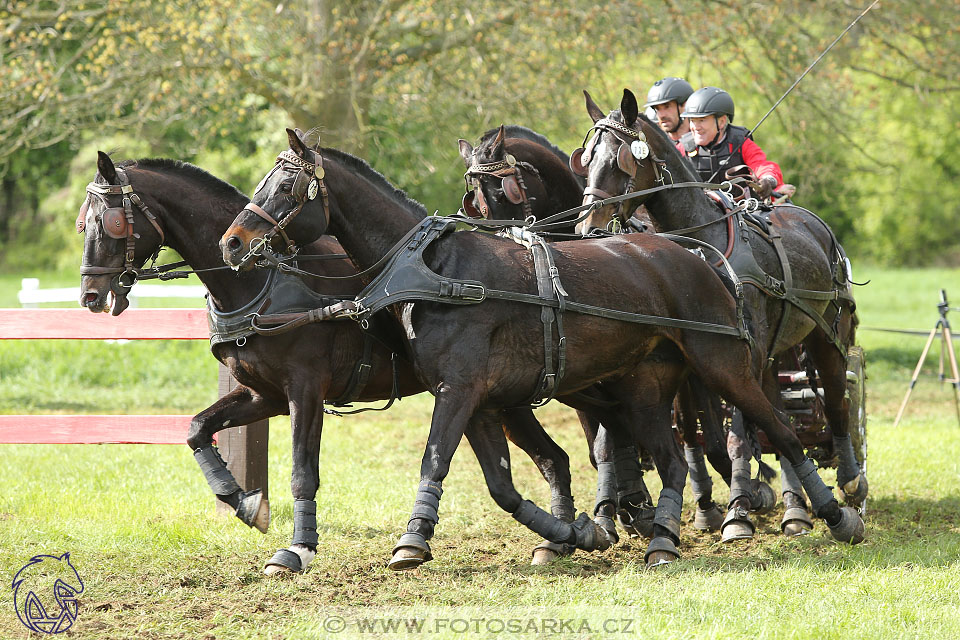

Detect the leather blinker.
xmin=569 ymin=147 xmax=588 ymax=177
xmin=76 ymin=200 xmax=89 ymax=234
xmin=502 ymin=175 xmax=524 ymax=204
xmin=617 ymin=143 xmax=636 ymax=176
xmin=101 ymin=207 xmax=129 ymax=239
xmin=461 ymin=190 xmax=481 ymax=218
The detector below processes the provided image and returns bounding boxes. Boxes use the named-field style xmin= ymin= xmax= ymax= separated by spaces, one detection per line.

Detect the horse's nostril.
xmin=226 ymin=236 xmax=243 ymax=253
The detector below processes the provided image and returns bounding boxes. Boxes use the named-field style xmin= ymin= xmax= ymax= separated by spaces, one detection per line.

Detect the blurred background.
xmin=1 ymin=0 xmax=957 ymax=272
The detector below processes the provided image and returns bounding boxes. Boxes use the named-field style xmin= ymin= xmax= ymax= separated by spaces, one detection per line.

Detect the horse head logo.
xmin=12 ymin=553 xmax=84 ymax=634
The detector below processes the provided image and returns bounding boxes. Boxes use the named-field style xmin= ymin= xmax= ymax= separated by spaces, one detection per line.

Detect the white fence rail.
xmin=18 ymin=277 xmax=207 ymax=307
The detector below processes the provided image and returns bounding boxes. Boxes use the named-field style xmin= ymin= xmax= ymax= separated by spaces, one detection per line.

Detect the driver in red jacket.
xmin=680 ymin=86 xmax=795 ymax=201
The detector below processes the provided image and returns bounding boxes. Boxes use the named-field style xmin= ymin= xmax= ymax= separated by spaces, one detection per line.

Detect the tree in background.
xmin=1 ymin=0 xmax=957 ymax=267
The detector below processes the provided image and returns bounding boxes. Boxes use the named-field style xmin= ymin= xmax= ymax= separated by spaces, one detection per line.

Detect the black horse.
xmin=77 ymin=152 xmax=592 ymax=572
xmin=220 ymin=129 xmax=864 ymax=570
xmin=458 ymin=125 xmax=747 ymax=534
xmin=574 ymin=89 xmax=867 ymax=540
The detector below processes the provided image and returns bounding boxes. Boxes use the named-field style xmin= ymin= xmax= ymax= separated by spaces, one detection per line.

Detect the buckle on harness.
xmin=766 ymin=276 xmax=787 ymax=298
xmin=438 ymin=281 xmax=486 ymax=302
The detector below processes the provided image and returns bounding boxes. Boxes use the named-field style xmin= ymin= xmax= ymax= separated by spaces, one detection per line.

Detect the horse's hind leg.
xmin=690 ymin=337 xmax=864 ymax=544
xmin=264 ymin=379 xmax=330 ymax=576
xmin=677 ymin=377 xmax=724 ymax=532
xmin=187 ymin=385 xmax=283 ymax=534
xmin=804 ymin=330 xmax=868 ymax=508
xmin=501 ymin=407 xmax=576 ymax=564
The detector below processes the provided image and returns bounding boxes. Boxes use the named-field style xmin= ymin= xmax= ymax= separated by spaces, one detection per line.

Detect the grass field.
xmin=1 ymin=266 xmax=959 ymax=639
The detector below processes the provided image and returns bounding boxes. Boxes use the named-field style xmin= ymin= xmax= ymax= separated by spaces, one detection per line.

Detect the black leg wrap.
xmin=194 ymin=445 xmax=241 ymax=497
xmin=684 ymin=445 xmax=713 ymax=501
xmin=291 ymin=499 xmax=318 ymax=548
xmin=794 ymin=457 xmax=837 ymax=517
xmin=728 ymin=456 xmax=753 ymax=507
xmin=551 ymin=495 xmax=575 ymax=523
xmin=407 ymin=480 xmax=443 ymax=533
xmin=512 ymin=499 xmax=574 ymax=545
xmin=833 ymin=435 xmax=861 ymax=485
xmin=652 ymin=488 xmax=683 ymax=542
xmin=779 ymin=457 xmax=807 ymax=504
xmin=594 ymin=462 xmax=617 ymax=512
xmin=614 ymin=446 xmax=651 ymax=505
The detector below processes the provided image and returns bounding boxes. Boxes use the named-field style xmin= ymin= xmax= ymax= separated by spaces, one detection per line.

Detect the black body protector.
xmin=688 ymin=124 xmax=751 ymax=185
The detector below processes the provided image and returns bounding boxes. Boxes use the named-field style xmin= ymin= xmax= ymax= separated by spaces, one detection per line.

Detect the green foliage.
xmin=1 ymin=1 xmax=959 ymax=267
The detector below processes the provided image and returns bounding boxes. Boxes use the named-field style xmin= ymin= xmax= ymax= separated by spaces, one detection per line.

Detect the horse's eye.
xmin=278 ymin=182 xmax=292 ymax=194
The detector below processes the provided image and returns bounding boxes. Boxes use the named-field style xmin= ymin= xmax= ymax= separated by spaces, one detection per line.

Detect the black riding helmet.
xmin=680 ymin=87 xmax=735 ymax=121
xmin=644 ymin=77 xmax=694 ymax=108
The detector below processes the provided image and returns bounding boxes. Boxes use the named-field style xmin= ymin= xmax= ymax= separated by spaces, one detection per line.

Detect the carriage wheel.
xmin=845 ymin=345 xmax=867 ymax=514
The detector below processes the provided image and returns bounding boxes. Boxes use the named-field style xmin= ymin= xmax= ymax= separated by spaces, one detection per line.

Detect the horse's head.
xmin=79 ymin=152 xmax=166 ymax=315
xmin=573 ymin=89 xmax=676 ymax=234
xmin=458 ymin=125 xmax=549 ymax=222
xmin=220 ymin=128 xmax=330 ymax=271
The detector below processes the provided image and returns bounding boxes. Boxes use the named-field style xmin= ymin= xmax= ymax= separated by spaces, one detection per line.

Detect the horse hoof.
xmin=694 ymin=504 xmax=724 ymax=531
xmin=839 ymin=473 xmax=868 ymax=508
xmin=644 ymin=536 xmax=680 ymax=570
xmin=827 ymin=506 xmax=865 ymax=545
xmin=531 ymin=540 xmax=570 ymax=565
xmin=780 ymin=507 xmax=813 ymax=537
xmin=252 ymin=498 xmax=270 ymax=534
xmin=750 ymin=480 xmax=777 ymax=515
xmin=721 ymin=506 xmax=755 ymax=543
xmin=593 ymin=514 xmax=619 ymax=545
xmin=573 ymin=513 xmax=610 ymax=552
xmin=388 ymin=532 xmax=433 ymax=571
xmin=388 ymin=547 xmax=429 ymax=571
xmin=263 ymin=545 xmax=315 ymax=576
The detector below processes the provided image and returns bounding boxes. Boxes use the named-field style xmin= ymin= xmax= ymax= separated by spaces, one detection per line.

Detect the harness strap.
xmin=243 ymin=202 xmax=296 ymax=254
xmin=524 ymin=237 xmax=568 ymax=406
xmin=330 ymin=331 xmax=375 ymax=406
xmin=766 ymin=228 xmax=793 ymax=357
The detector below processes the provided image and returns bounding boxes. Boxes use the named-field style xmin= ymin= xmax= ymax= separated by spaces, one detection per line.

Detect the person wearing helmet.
xmin=681 ymin=87 xmax=794 ymax=201
xmin=644 ymin=77 xmax=695 ymax=153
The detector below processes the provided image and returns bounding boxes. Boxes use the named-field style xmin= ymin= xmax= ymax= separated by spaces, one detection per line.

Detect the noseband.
xmin=571 ymin=118 xmax=670 ymax=228
xmin=78 ymin=166 xmax=165 ymax=292
xmin=241 ymin=149 xmax=331 ymax=256
xmin=462 ymin=151 xmax=534 ymax=221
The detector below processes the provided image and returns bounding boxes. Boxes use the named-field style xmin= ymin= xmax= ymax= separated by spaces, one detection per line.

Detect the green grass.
xmin=1 ymin=266 xmax=959 ymax=639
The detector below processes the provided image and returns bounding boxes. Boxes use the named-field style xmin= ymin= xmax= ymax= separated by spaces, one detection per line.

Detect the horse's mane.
xmin=480 ymin=125 xmax=571 ymax=164
xmin=319 ymin=148 xmax=428 ymax=219
xmin=120 ymin=158 xmax=248 ymax=201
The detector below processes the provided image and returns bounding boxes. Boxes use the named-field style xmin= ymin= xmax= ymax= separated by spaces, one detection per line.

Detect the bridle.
xmin=570 ymin=117 xmax=671 ymax=229
xmin=78 ymin=166 xmax=165 ymax=295
xmin=462 ymin=151 xmax=534 ymax=221
xmin=238 ymin=148 xmax=330 ymax=265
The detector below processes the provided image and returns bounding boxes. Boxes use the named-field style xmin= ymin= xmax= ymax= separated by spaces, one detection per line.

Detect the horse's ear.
xmin=286 ymin=128 xmax=311 ymax=158
xmin=583 ymin=90 xmax=604 ymax=123
xmin=490 ymin=125 xmax=506 ymax=157
xmin=97 ymin=151 xmax=118 ymax=184
xmin=458 ymin=139 xmax=474 ymax=167
xmin=621 ymin=88 xmax=639 ymax=126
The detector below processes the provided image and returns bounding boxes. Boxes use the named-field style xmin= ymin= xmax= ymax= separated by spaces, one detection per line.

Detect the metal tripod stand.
xmin=894 ymin=289 xmax=960 ymax=427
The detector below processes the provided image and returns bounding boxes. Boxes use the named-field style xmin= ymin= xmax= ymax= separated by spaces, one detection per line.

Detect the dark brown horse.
xmin=220 ymin=129 xmax=864 ymax=570
xmin=458 ymin=125 xmax=743 ymax=535
xmin=77 ymin=152 xmax=588 ymax=573
xmin=574 ymin=89 xmax=867 ymax=540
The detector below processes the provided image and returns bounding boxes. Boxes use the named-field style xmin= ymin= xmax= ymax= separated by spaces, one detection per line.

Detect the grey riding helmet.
xmin=644 ymin=77 xmax=694 ymax=108
xmin=680 ymin=87 xmax=735 ymax=122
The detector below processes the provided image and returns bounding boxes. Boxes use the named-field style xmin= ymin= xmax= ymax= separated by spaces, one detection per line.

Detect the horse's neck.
xmin=644 ymin=142 xmax=730 ymax=247
xmin=327 ymin=162 xmax=426 ymax=271
xmin=159 ymin=188 xmax=270 ymax=312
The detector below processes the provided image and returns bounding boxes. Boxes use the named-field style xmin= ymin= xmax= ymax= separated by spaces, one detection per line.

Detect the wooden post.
xmin=215 ymin=363 xmax=269 ymax=516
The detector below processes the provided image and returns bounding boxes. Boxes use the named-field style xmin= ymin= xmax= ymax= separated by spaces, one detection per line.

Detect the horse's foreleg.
xmin=720 ymin=410 xmax=759 ymax=542
xmin=501 ymin=407 xmax=576 ymax=564
xmin=388 ymin=384 xmax=480 ymax=571
xmin=263 ymin=383 xmax=327 ymax=576
xmin=187 ymin=385 xmax=282 ymax=532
